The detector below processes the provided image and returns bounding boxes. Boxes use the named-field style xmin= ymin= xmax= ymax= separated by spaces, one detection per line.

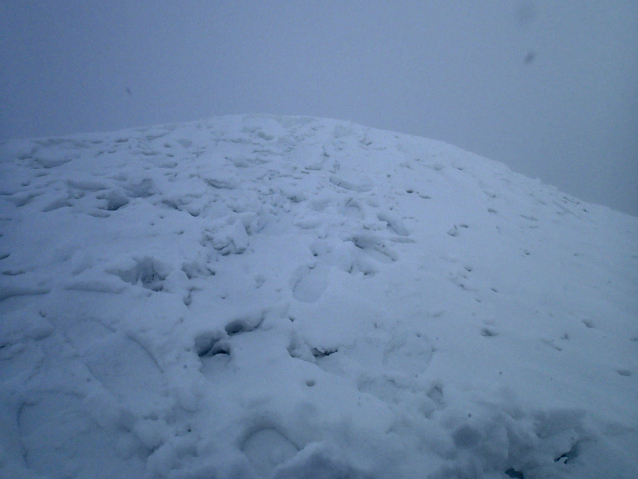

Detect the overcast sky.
xmin=1 ymin=1 xmax=637 ymax=216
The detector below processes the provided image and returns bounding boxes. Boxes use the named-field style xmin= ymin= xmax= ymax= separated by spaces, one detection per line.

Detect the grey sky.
xmin=1 ymin=1 xmax=637 ymax=216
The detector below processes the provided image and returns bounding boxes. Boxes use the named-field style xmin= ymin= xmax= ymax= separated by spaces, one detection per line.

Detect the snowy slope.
xmin=0 ymin=114 xmax=636 ymax=479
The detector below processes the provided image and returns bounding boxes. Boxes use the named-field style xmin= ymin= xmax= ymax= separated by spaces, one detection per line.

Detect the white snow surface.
xmin=0 ymin=114 xmax=637 ymax=479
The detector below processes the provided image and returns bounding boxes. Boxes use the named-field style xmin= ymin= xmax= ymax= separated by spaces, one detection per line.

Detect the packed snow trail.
xmin=0 ymin=115 xmax=637 ymax=478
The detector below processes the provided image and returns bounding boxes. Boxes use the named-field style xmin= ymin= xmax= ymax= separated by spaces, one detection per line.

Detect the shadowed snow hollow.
xmin=1 ymin=115 xmax=637 ymax=478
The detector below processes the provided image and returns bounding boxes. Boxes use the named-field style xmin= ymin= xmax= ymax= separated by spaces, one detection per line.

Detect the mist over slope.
xmin=1 ymin=114 xmax=637 ymax=478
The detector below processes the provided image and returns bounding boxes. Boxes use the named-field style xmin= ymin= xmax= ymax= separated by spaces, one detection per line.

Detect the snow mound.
xmin=1 ymin=114 xmax=637 ymax=478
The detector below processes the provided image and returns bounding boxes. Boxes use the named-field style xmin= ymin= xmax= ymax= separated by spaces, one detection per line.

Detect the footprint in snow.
xmin=83 ymin=332 xmax=167 ymax=414
xmin=242 ymin=427 xmax=299 ymax=477
xmin=18 ymin=392 xmax=131 ymax=477
xmin=291 ymin=263 xmax=329 ymax=303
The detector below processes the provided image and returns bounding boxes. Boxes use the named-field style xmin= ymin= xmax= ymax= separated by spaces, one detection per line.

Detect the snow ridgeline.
xmin=0 ymin=114 xmax=636 ymax=478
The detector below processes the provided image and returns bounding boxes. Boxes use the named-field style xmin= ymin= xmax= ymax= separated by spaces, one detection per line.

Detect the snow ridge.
xmin=0 ymin=114 xmax=637 ymax=478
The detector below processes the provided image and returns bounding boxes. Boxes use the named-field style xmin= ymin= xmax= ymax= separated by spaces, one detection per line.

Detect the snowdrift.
xmin=0 ymin=114 xmax=637 ymax=478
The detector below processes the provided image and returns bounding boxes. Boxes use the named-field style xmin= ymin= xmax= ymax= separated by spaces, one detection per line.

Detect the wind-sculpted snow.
xmin=0 ymin=115 xmax=637 ymax=478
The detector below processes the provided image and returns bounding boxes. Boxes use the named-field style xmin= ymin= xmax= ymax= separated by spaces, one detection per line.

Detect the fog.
xmin=1 ymin=1 xmax=637 ymax=216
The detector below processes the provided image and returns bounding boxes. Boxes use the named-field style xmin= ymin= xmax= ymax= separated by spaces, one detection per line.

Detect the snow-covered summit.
xmin=1 ymin=114 xmax=637 ymax=478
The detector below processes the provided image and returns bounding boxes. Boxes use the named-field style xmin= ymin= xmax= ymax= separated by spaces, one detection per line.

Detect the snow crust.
xmin=0 ymin=114 xmax=637 ymax=478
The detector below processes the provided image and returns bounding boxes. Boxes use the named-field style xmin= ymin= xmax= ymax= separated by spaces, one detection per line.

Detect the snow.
xmin=0 ymin=114 xmax=636 ymax=479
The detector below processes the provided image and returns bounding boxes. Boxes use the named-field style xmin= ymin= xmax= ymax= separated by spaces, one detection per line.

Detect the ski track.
xmin=0 ymin=114 xmax=637 ymax=478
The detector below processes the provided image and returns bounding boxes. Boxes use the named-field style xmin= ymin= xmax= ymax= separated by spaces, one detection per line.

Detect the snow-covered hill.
xmin=1 ymin=115 xmax=636 ymax=479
